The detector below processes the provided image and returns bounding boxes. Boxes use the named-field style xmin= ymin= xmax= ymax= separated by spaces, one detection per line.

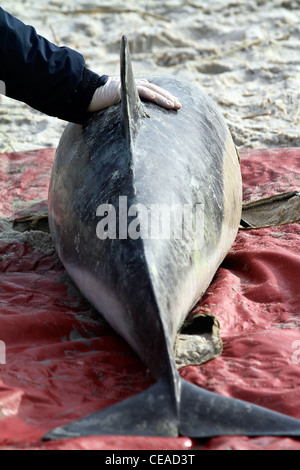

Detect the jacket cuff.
xmin=60 ymin=68 xmax=109 ymax=124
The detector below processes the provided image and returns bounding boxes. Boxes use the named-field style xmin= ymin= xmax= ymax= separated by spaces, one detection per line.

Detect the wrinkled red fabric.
xmin=0 ymin=147 xmax=299 ymax=450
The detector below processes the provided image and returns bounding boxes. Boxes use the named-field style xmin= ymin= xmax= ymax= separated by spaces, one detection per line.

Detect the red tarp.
xmin=0 ymin=147 xmax=299 ymax=450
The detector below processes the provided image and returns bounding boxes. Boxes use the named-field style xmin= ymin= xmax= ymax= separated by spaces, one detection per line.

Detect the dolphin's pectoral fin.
xmin=43 ymin=377 xmax=179 ymax=441
xmin=179 ymin=378 xmax=300 ymax=437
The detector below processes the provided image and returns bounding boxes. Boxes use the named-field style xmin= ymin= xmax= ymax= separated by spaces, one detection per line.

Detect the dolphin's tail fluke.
xmin=179 ymin=378 xmax=300 ymax=437
xmin=43 ymin=376 xmax=300 ymax=441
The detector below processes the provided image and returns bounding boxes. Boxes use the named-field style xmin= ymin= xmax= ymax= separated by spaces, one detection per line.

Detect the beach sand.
xmin=0 ymin=0 xmax=300 ymax=152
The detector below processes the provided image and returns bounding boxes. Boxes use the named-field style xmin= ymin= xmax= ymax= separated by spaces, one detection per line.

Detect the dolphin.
xmin=44 ymin=36 xmax=300 ymax=440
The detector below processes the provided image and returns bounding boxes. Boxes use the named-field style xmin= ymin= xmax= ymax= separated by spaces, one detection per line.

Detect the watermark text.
xmin=0 ymin=340 xmax=6 ymax=365
xmin=96 ymin=196 xmax=204 ymax=250
xmin=292 ymin=340 xmax=300 ymax=365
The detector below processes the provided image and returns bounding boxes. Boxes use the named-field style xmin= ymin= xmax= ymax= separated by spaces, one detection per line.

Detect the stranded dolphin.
xmin=45 ymin=36 xmax=300 ymax=440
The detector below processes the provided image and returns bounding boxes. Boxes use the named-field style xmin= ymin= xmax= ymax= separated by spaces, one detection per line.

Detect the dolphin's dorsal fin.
xmin=120 ymin=35 xmax=145 ymax=142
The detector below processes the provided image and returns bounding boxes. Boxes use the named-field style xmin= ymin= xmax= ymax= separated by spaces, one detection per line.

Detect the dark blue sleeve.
xmin=0 ymin=7 xmax=108 ymax=123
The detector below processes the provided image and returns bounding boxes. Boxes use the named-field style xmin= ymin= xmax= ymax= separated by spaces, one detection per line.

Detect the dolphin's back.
xmin=48 ymin=74 xmax=241 ymax=378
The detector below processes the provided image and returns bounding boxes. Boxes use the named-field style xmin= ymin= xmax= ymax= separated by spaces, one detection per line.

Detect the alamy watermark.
xmin=0 ymin=340 xmax=6 ymax=365
xmin=292 ymin=340 xmax=300 ymax=365
xmin=96 ymin=196 xmax=204 ymax=250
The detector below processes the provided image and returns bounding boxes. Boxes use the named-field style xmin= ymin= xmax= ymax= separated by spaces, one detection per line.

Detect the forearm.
xmin=0 ymin=7 xmax=107 ymax=123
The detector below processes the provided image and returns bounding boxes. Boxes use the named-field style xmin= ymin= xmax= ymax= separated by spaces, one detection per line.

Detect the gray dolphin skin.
xmin=44 ymin=36 xmax=300 ymax=440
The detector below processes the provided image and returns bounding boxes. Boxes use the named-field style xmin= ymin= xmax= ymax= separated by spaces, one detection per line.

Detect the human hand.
xmin=136 ymin=79 xmax=182 ymax=110
xmin=87 ymin=76 xmax=182 ymax=112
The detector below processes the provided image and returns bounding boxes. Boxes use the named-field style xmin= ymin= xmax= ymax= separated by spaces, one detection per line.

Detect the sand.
xmin=0 ymin=0 xmax=300 ymax=152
